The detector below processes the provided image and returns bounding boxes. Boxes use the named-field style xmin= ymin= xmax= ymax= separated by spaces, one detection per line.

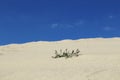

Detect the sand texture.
xmin=0 ymin=38 xmax=120 ymax=80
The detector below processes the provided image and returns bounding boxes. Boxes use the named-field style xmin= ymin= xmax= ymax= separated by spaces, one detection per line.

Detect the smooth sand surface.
xmin=0 ymin=38 xmax=120 ymax=80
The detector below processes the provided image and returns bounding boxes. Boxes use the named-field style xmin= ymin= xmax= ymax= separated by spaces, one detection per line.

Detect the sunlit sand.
xmin=0 ymin=38 xmax=120 ymax=80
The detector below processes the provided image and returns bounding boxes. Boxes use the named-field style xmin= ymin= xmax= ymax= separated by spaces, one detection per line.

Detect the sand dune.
xmin=0 ymin=38 xmax=120 ymax=80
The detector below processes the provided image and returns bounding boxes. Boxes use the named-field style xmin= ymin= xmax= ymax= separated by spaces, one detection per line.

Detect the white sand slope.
xmin=0 ymin=38 xmax=120 ymax=80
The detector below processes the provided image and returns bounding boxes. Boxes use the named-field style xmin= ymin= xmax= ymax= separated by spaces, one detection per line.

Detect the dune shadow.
xmin=0 ymin=53 xmax=3 ymax=55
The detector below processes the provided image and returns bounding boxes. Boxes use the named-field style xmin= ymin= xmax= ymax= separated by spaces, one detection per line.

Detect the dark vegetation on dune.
xmin=52 ymin=49 xmax=81 ymax=59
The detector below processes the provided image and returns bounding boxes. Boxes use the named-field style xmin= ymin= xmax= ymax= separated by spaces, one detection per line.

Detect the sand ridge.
xmin=0 ymin=38 xmax=120 ymax=80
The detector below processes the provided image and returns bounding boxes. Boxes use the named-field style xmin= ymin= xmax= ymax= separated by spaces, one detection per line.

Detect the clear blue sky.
xmin=0 ymin=0 xmax=120 ymax=45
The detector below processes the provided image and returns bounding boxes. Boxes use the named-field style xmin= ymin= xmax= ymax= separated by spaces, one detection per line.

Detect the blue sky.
xmin=0 ymin=0 xmax=120 ymax=45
